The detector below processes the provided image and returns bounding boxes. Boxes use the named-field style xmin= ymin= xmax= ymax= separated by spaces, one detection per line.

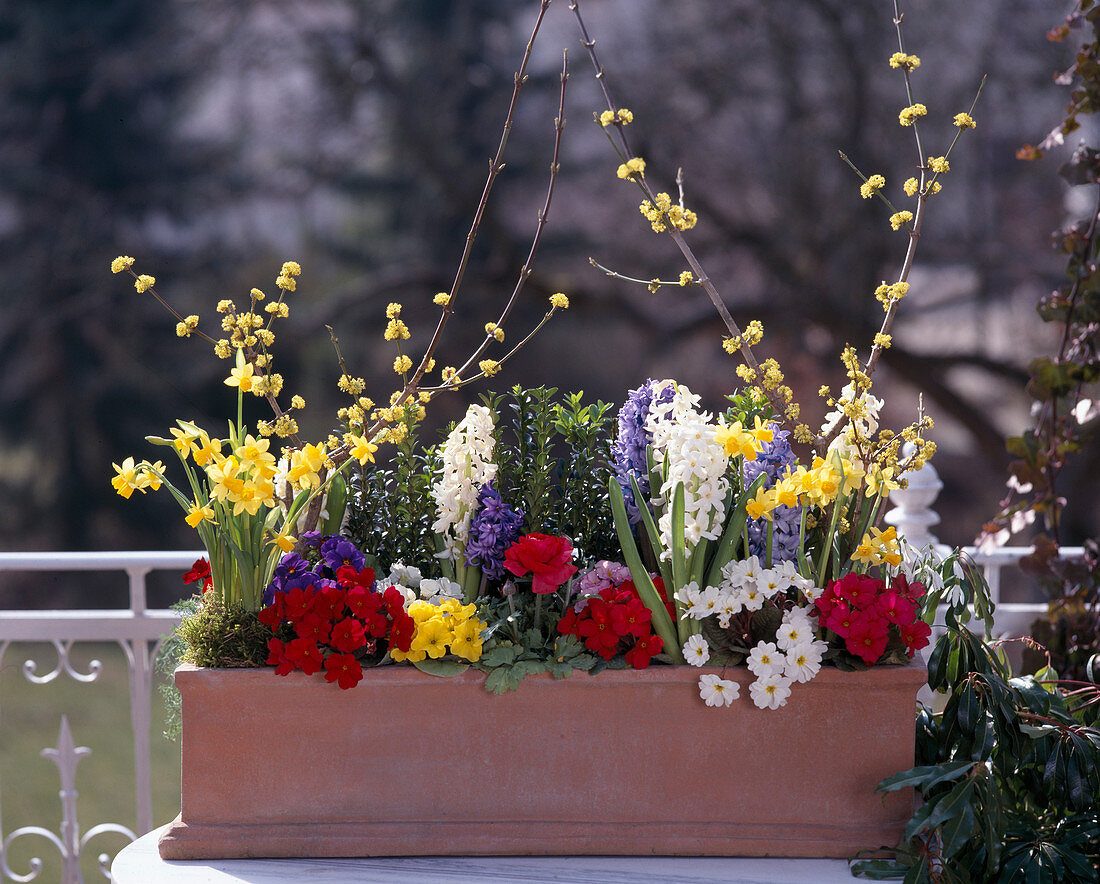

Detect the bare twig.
xmin=568 ymin=0 xmax=793 ymax=430
xmin=455 ymin=47 xmax=570 ymax=380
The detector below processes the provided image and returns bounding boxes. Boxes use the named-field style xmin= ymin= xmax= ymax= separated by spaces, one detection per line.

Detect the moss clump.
xmin=176 ymin=593 xmax=271 ymax=668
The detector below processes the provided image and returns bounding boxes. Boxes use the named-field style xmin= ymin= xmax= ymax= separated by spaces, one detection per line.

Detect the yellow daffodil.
xmin=271 ymin=532 xmax=297 ymax=553
xmin=191 ymin=432 xmax=223 ymax=467
xmin=286 ymin=443 xmax=327 ymax=490
xmin=206 ymin=455 xmax=241 ymax=502
xmin=349 ymin=434 xmax=379 ymax=465
xmin=142 ymin=461 xmax=165 ymax=491
xmin=745 ymin=487 xmax=777 ymax=522
xmin=185 ymin=502 xmax=216 ymax=528
xmin=749 ymin=416 xmax=774 ymax=445
xmin=170 ymin=426 xmax=200 ymax=458
xmin=224 ymin=350 xmax=256 ymax=393
xmin=715 ymin=421 xmax=759 ymax=460
xmin=111 ymin=457 xmax=142 ymax=498
xmin=866 ymin=466 xmax=901 ymax=498
xmin=851 ymin=534 xmax=877 ymax=564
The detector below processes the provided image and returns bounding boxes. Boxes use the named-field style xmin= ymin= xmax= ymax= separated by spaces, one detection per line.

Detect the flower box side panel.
xmin=162 ymin=662 xmax=924 ymax=859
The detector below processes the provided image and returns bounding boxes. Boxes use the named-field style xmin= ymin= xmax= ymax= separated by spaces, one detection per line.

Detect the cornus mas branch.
xmin=568 ymin=0 xmax=796 ymax=436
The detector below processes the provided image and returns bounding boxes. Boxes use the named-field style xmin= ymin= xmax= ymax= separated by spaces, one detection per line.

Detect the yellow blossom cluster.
xmin=898 ymin=103 xmax=927 ymax=127
xmin=889 ymin=211 xmax=913 ymax=231
xmin=888 ymin=52 xmax=921 ymax=71
xmin=384 ymin=314 xmax=411 ymax=341
xmin=638 ymin=192 xmax=698 ymax=233
xmin=599 ymin=108 xmax=633 ymax=127
xmin=175 ymin=315 xmax=199 ymax=338
xmin=859 ymin=174 xmax=885 ymax=199
xmin=679 ymin=271 xmax=694 ymax=286
xmin=549 ymin=292 xmax=569 ymax=309
xmin=484 ymin=322 xmax=504 ymax=342
xmin=479 ymin=359 xmax=501 ymax=377
xmin=275 ymin=261 xmax=300 ymax=292
xmin=851 ymin=526 xmax=902 ymax=567
xmin=434 ymin=291 xmax=452 ymax=306
xmin=927 ymin=156 xmax=950 ymax=174
xmin=874 ymin=280 xmax=910 ymax=312
xmin=953 ymin=112 xmax=976 ymax=129
xmin=616 ymin=157 xmax=646 ymax=179
xmin=390 ymin=599 xmax=487 ymax=663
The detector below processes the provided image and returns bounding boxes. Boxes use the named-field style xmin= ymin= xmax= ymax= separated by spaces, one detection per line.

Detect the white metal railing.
xmin=0 ymin=539 xmax=1079 ymax=883
xmin=0 ymin=551 xmax=199 ymax=884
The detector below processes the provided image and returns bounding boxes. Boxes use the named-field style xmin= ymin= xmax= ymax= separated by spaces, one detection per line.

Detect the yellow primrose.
xmin=389 ymin=643 xmax=426 ymax=663
xmin=407 ymin=600 xmax=438 ymax=624
xmin=410 ymin=617 xmax=452 ymax=659
xmin=449 ymin=618 xmax=485 ymax=662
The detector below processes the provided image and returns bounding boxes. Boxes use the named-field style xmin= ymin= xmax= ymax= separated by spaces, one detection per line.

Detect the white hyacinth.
xmin=430 ymin=404 xmax=497 ymax=555
xmin=646 ymin=382 xmax=730 ymax=558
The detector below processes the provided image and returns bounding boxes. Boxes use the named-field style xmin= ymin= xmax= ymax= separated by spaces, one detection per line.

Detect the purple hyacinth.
xmin=465 ymin=483 xmax=524 ymax=581
xmin=612 ymin=380 xmax=674 ymax=525
xmin=320 ymin=535 xmax=366 ymax=572
xmin=743 ymin=423 xmax=802 ymax=564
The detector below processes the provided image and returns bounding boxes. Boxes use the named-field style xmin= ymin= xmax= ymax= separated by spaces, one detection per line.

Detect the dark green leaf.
xmin=940 ymin=800 xmax=976 ymax=859
xmin=849 ymin=858 xmax=908 ymax=879
xmin=877 ymin=761 xmax=975 ymax=794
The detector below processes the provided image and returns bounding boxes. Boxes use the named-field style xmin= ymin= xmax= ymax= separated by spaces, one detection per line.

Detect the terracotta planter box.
xmin=159 ymin=660 xmax=925 ymax=860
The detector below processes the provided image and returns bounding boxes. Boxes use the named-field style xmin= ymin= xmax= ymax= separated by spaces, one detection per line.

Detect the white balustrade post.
xmin=125 ymin=566 xmax=155 ymax=836
xmin=885 ymin=442 xmax=945 ymax=551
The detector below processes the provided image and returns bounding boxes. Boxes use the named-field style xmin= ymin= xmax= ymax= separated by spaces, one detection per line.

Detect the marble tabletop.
xmin=113 ymin=827 xmax=861 ymax=883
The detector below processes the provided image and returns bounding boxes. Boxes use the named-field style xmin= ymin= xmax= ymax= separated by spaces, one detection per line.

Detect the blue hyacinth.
xmin=611 ymin=379 xmax=674 ymax=525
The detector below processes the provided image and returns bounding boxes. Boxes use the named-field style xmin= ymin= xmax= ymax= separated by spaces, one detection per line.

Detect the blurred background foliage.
xmin=0 ymin=0 xmax=1092 ymax=607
